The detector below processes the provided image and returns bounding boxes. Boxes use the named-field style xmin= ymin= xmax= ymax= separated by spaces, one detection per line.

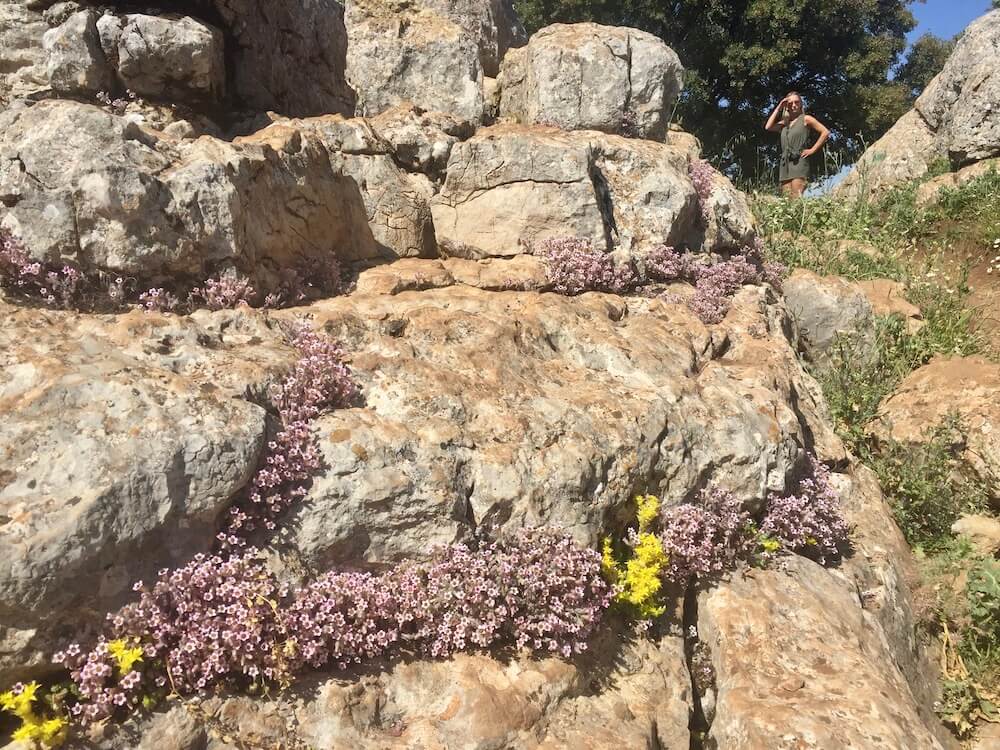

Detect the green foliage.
xmin=514 ymin=0 xmax=916 ymax=179
xmin=938 ymin=679 xmax=999 ymax=739
xmin=966 ymin=559 xmax=1000 ymax=670
xmin=926 ymin=167 xmax=1000 ymax=245
xmin=895 ymin=33 xmax=954 ymax=98
xmin=870 ymin=415 xmax=990 ymax=552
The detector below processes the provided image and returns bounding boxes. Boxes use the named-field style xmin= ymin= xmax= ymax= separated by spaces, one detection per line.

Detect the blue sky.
xmin=907 ymin=0 xmax=993 ymax=43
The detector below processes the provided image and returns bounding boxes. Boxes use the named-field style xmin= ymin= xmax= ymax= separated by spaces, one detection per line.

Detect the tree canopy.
xmin=515 ymin=0 xmax=927 ymax=184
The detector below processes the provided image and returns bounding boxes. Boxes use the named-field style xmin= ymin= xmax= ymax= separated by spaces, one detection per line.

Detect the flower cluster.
xmin=1 ymin=228 xmax=344 ymax=313
xmin=658 ymin=487 xmax=755 ymax=582
xmin=538 ymin=236 xmax=636 ymax=295
xmin=760 ymin=457 xmax=851 ymax=563
xmin=189 ymin=275 xmax=258 ymax=310
xmin=643 ymin=244 xmax=689 ymax=283
xmin=0 ymin=681 xmax=67 ymax=747
xmin=59 ymin=531 xmax=611 ymax=726
xmin=0 ymin=230 xmax=83 ymax=308
xmin=57 ymin=554 xmax=287 ymax=724
xmin=219 ymin=324 xmax=358 ymax=548
xmin=688 ymin=159 xmax=717 ymax=223
xmin=687 ymin=255 xmax=761 ymax=324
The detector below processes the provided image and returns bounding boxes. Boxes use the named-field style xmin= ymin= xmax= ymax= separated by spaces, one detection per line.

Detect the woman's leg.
xmin=780 ymin=180 xmax=793 ymax=197
xmin=791 ymin=178 xmax=807 ymax=198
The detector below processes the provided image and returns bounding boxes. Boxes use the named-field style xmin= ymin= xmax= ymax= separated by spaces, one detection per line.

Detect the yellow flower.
xmin=636 ymin=494 xmax=659 ymax=532
xmin=604 ymin=495 xmax=668 ymax=620
xmin=107 ymin=639 xmax=144 ymax=675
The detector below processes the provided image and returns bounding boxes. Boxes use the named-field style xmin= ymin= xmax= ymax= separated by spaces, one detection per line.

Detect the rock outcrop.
xmin=0 ymin=100 xmax=378 ymax=289
xmin=782 ymin=269 xmax=876 ymax=363
xmin=498 ymin=23 xmax=684 ymax=140
xmin=837 ymin=9 xmax=1000 ymax=197
xmin=873 ymin=355 xmax=1000 ymax=506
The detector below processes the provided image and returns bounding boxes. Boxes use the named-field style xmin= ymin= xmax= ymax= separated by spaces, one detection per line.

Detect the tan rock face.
xmin=874 ymin=356 xmax=1000 ymax=506
xmin=498 ymin=23 xmax=684 ymax=141
xmin=699 ymin=557 xmax=947 ymax=749
xmin=856 ymin=278 xmax=924 ymax=334
xmin=0 ymin=303 xmax=299 ymax=685
xmin=0 ymin=2 xmax=49 ymax=104
xmin=916 ymin=158 xmax=1000 ymax=206
xmin=952 ymin=515 xmax=1000 ymax=555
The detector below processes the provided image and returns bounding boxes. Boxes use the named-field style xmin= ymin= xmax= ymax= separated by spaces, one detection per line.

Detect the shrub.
xmin=658 ymin=487 xmax=755 ymax=582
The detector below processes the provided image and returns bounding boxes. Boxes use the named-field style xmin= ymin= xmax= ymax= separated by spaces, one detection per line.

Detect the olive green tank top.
xmin=779 ymin=114 xmax=810 ymax=183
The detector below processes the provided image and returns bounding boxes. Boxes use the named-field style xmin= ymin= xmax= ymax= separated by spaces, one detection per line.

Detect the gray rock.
xmin=916 ymin=9 xmax=1000 ymax=163
xmin=0 ymin=2 xmax=49 ymax=103
xmin=430 ymin=125 xmax=608 ymax=258
xmin=211 ymin=0 xmax=355 ymax=118
xmin=783 ymin=269 xmax=875 ymax=364
xmin=345 ymin=0 xmax=485 ymax=122
xmin=0 ymin=100 xmax=378 ymax=289
xmin=498 ymin=23 xmax=684 ymax=140
xmin=420 ymin=0 xmax=527 ymax=76
xmin=0 ymin=303 xmax=285 ymax=685
xmin=368 ymin=104 xmax=475 ymax=178
xmin=114 ymin=14 xmax=225 ymax=102
xmin=42 ymin=9 xmax=113 ymax=95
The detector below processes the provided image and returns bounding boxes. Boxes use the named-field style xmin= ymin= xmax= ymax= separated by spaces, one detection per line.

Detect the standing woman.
xmin=764 ymin=92 xmax=830 ymax=198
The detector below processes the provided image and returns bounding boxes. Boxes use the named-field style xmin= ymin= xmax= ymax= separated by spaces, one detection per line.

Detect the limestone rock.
xmin=368 ymin=104 xmax=475 ymax=178
xmin=420 ymin=0 xmax=527 ymax=77
xmin=699 ymin=556 xmax=948 ymax=749
xmin=111 ymin=14 xmax=226 ymax=102
xmin=837 ymin=9 xmax=1000 ymax=196
xmin=874 ymin=356 xmax=1000 ymax=506
xmin=266 ymin=115 xmax=438 ymax=259
xmin=916 ymin=10 xmax=1000 ymax=163
xmin=834 ymin=109 xmax=944 ymax=199
xmin=916 ymin=158 xmax=1000 ymax=206
xmin=345 ymin=0 xmax=485 ymax=122
xmin=0 ymin=100 xmax=378 ymax=289
xmin=271 ymin=284 xmax=841 ymax=570
xmin=0 ymin=303 xmax=302 ymax=685
xmin=782 ymin=269 xmax=875 ymax=363
xmin=431 ymin=125 xmax=608 ymax=258
xmin=952 ymin=515 xmax=1000 ymax=556
xmin=699 ymin=163 xmax=759 ymax=251
xmin=0 ymin=1 xmax=49 ymax=103
xmin=431 ymin=125 xmax=733 ymax=259
xmin=498 ymin=23 xmax=684 ymax=140
xmin=42 ymin=9 xmax=112 ymax=95
xmin=211 ymin=0 xmax=355 ymax=117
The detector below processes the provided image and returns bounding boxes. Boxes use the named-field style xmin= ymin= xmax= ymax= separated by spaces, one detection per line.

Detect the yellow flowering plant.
xmin=0 ymin=681 xmax=67 ymax=748
xmin=602 ymin=494 xmax=668 ymax=620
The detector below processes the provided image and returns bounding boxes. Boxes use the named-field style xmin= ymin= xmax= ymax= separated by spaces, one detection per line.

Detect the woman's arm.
xmin=802 ymin=115 xmax=830 ymax=156
xmin=764 ymin=98 xmax=787 ymax=132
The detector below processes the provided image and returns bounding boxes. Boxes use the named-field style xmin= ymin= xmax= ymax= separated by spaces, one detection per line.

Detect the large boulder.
xmin=271 ymin=283 xmax=842 ymax=571
xmin=268 ymin=114 xmax=439 ymax=258
xmin=837 ymin=9 xmax=1000 ymax=197
xmin=98 ymin=13 xmax=226 ymax=102
xmin=212 ymin=0 xmax=355 ymax=117
xmin=782 ymin=269 xmax=876 ymax=364
xmin=430 ymin=125 xmax=748 ymax=259
xmin=345 ymin=0 xmax=485 ymax=122
xmin=498 ymin=23 xmax=684 ymax=141
xmin=419 ymin=0 xmax=527 ymax=77
xmin=834 ymin=109 xmax=945 ymax=198
xmin=915 ymin=10 xmax=1000 ymax=164
xmin=430 ymin=126 xmax=611 ymax=258
xmin=0 ymin=303 xmax=300 ymax=684
xmin=0 ymin=100 xmax=378 ymax=289
xmin=699 ymin=557 xmax=948 ymax=749
xmin=368 ymin=104 xmax=475 ymax=178
xmin=42 ymin=9 xmax=113 ymax=96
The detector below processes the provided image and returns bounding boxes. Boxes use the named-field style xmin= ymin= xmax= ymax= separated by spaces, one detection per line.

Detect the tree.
xmin=895 ymin=33 xmax=954 ymax=98
xmin=514 ymin=0 xmax=917 ymax=184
